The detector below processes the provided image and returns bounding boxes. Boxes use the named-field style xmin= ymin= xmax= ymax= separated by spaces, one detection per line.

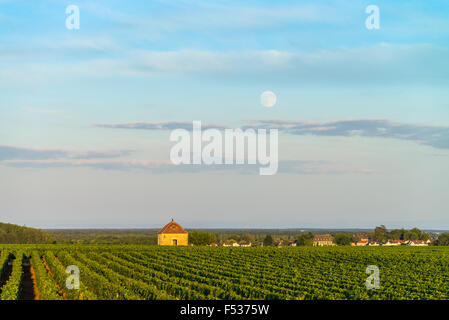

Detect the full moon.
xmin=260 ymin=91 xmax=277 ymax=108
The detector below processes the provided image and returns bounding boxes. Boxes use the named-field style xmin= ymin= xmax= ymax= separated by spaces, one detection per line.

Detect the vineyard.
xmin=0 ymin=245 xmax=449 ymax=300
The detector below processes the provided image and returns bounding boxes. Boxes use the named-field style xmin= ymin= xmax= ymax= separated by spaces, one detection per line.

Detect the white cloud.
xmin=2 ymin=44 xmax=447 ymax=85
xmin=244 ymin=119 xmax=449 ymax=150
xmin=94 ymin=118 xmax=449 ymax=150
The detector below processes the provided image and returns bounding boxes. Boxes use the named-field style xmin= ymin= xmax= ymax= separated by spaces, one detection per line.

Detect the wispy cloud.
xmin=89 ymin=44 xmax=449 ymax=84
xmin=244 ymin=119 xmax=449 ymax=150
xmin=2 ymin=44 xmax=448 ymax=85
xmin=94 ymin=118 xmax=449 ymax=150
xmin=0 ymin=145 xmax=134 ymax=161
xmin=94 ymin=121 xmax=228 ymax=130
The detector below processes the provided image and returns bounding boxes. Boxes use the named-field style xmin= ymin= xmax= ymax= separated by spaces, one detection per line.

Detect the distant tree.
xmin=240 ymin=234 xmax=254 ymax=243
xmin=189 ymin=230 xmax=216 ymax=246
xmin=227 ymin=234 xmax=241 ymax=242
xmin=389 ymin=229 xmax=406 ymax=240
xmin=435 ymin=233 xmax=449 ymax=246
xmin=263 ymin=235 xmax=274 ymax=247
xmin=402 ymin=228 xmax=430 ymax=241
xmin=296 ymin=232 xmax=313 ymax=246
xmin=404 ymin=228 xmax=420 ymax=240
xmin=373 ymin=225 xmax=388 ymax=242
xmin=420 ymin=232 xmax=430 ymax=241
xmin=351 ymin=234 xmax=361 ymax=243
xmin=334 ymin=233 xmax=352 ymax=246
xmin=0 ymin=222 xmax=55 ymax=244
xmin=369 ymin=226 xmax=430 ymax=243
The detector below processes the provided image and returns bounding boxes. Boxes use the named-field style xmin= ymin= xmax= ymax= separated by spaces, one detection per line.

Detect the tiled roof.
xmin=158 ymin=220 xmax=188 ymax=234
xmin=313 ymin=234 xmax=334 ymax=241
xmin=408 ymin=240 xmax=427 ymax=244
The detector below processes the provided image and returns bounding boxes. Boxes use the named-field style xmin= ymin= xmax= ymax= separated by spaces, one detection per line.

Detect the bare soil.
xmin=19 ymin=259 xmax=36 ymax=300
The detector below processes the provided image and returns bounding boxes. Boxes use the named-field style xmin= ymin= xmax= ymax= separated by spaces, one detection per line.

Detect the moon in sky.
xmin=260 ymin=91 xmax=277 ymax=108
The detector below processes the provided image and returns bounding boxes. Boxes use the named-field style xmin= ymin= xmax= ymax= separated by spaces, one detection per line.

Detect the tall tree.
xmin=373 ymin=225 xmax=388 ymax=242
xmin=189 ymin=230 xmax=216 ymax=246
xmin=263 ymin=235 xmax=274 ymax=247
xmin=334 ymin=233 xmax=352 ymax=246
xmin=435 ymin=233 xmax=449 ymax=246
xmin=296 ymin=232 xmax=313 ymax=246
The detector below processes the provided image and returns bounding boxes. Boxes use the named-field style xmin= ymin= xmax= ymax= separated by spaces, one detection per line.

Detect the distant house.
xmin=312 ymin=234 xmax=334 ymax=247
xmin=275 ymin=241 xmax=283 ymax=248
xmin=352 ymin=240 xmax=369 ymax=246
xmin=357 ymin=232 xmax=369 ymax=241
xmin=223 ymin=241 xmax=240 ymax=247
xmin=275 ymin=240 xmax=297 ymax=247
xmin=239 ymin=242 xmax=252 ymax=247
xmin=288 ymin=240 xmax=298 ymax=247
xmin=209 ymin=243 xmax=218 ymax=247
xmin=406 ymin=240 xmax=430 ymax=246
xmin=157 ymin=219 xmax=188 ymax=246
xmin=351 ymin=233 xmax=370 ymax=246
xmin=368 ymin=241 xmax=380 ymax=246
xmin=383 ymin=240 xmax=405 ymax=246
xmin=356 ymin=233 xmax=369 ymax=242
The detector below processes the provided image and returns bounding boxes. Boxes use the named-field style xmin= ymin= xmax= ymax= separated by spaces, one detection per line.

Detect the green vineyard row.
xmin=0 ymin=245 xmax=449 ymax=300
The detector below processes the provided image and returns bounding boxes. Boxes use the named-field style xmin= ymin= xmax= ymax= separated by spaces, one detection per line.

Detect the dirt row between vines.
xmin=19 ymin=259 xmax=37 ymax=300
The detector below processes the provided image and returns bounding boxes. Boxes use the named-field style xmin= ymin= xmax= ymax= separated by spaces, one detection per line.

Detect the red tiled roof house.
xmin=157 ymin=219 xmax=188 ymax=246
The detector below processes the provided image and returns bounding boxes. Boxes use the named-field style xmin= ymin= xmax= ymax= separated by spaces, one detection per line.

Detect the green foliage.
xmin=189 ymin=230 xmax=217 ymax=246
xmin=263 ymin=235 xmax=274 ymax=246
xmin=370 ymin=226 xmax=430 ymax=242
xmin=372 ymin=225 xmax=388 ymax=242
xmin=56 ymin=250 xmax=141 ymax=300
xmin=0 ymin=250 xmax=11 ymax=290
xmin=435 ymin=233 xmax=449 ymax=246
xmin=0 ymin=222 xmax=54 ymax=244
xmin=296 ymin=232 xmax=313 ymax=246
xmin=334 ymin=233 xmax=352 ymax=246
xmin=43 ymin=250 xmax=96 ymax=300
xmin=0 ymin=253 xmax=24 ymax=300
xmin=1 ymin=244 xmax=449 ymax=300
xmin=404 ymin=228 xmax=430 ymax=241
xmin=31 ymin=251 xmax=61 ymax=300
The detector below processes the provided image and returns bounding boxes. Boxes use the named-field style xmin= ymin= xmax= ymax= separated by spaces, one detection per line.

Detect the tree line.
xmin=0 ymin=222 xmax=55 ymax=244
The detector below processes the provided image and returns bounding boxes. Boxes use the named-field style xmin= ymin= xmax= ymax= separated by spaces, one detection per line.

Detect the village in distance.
xmin=4 ymin=220 xmax=449 ymax=247
xmin=155 ymin=220 xmax=447 ymax=248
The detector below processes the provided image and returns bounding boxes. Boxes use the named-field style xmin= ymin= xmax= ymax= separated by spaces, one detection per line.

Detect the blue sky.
xmin=0 ymin=0 xmax=448 ymax=229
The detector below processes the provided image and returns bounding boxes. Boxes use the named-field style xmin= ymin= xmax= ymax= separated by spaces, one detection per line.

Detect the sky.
xmin=0 ymin=0 xmax=448 ymax=229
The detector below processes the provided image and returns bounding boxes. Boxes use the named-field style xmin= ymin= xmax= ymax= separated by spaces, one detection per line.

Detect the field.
xmin=0 ymin=245 xmax=449 ymax=300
